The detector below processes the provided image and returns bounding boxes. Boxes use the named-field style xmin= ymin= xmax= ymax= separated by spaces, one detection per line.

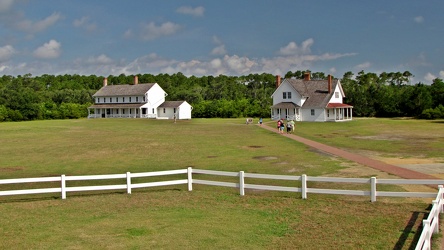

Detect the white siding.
xmin=147 ymin=84 xmax=166 ymax=110
xmin=328 ymin=84 xmax=343 ymax=103
xmin=301 ymin=108 xmax=325 ymax=122
xmin=178 ymin=102 xmax=192 ymax=119
xmin=272 ymin=80 xmax=303 ymax=106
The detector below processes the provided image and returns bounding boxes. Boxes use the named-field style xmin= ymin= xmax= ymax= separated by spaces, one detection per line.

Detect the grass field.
xmin=0 ymin=118 xmax=443 ymax=249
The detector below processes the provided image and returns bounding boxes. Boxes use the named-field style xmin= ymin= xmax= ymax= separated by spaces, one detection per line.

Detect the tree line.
xmin=0 ymin=71 xmax=443 ymax=122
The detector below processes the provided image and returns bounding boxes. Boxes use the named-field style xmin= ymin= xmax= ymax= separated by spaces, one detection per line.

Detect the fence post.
xmin=432 ymin=200 xmax=439 ymax=233
xmin=301 ymin=174 xmax=307 ymax=199
xmin=61 ymin=174 xmax=66 ymax=200
xmin=370 ymin=177 xmax=377 ymax=202
xmin=187 ymin=167 xmax=193 ymax=191
xmin=239 ymin=171 xmax=245 ymax=196
xmin=126 ymin=172 xmax=132 ymax=194
xmin=423 ymin=220 xmax=431 ymax=249
xmin=439 ymin=185 xmax=444 ymax=214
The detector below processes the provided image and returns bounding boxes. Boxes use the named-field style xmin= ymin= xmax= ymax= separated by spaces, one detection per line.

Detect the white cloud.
xmin=440 ymin=71 xmax=444 ymax=79
xmin=176 ymin=6 xmax=205 ymax=17
xmin=424 ymin=72 xmax=436 ymax=82
xmin=278 ymin=39 xmax=314 ymax=56
xmin=73 ymin=16 xmax=97 ymax=32
xmin=16 ymin=12 xmax=62 ymax=34
xmin=414 ymin=16 xmax=424 ymax=23
xmin=0 ymin=0 xmax=14 ymax=13
xmin=123 ymin=29 xmax=133 ymax=39
xmin=86 ymin=54 xmax=113 ymax=65
xmin=354 ymin=62 xmax=371 ymax=70
xmin=329 ymin=67 xmax=337 ymax=74
xmin=211 ymin=45 xmax=226 ymax=55
xmin=33 ymin=40 xmax=61 ymax=59
xmin=0 ymin=45 xmax=15 ymax=62
xmin=140 ymin=22 xmax=181 ymax=41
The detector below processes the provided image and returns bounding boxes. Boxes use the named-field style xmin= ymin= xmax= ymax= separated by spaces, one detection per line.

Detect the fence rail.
xmin=1 ymin=168 xmax=443 ymax=249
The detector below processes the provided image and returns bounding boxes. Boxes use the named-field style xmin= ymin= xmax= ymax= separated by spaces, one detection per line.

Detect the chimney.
xmin=328 ymin=75 xmax=332 ymax=94
xmin=103 ymin=77 xmax=108 ymax=87
xmin=276 ymin=75 xmax=281 ymax=88
xmin=134 ymin=75 xmax=139 ymax=85
xmin=304 ymin=72 xmax=311 ymax=81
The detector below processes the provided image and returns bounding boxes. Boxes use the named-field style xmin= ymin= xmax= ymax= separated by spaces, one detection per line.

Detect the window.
xmin=136 ymin=96 xmax=139 ymax=102
xmin=163 ymin=108 xmax=166 ymax=113
xmin=104 ymin=97 xmax=106 ymax=103
xmin=97 ymin=97 xmax=100 ymax=103
xmin=287 ymin=92 xmax=292 ymax=99
xmin=109 ymin=97 xmax=112 ymax=103
xmin=123 ymin=97 xmax=125 ymax=102
xmin=335 ymin=92 xmax=339 ymax=98
xmin=116 ymin=97 xmax=118 ymax=102
xmin=283 ymin=92 xmax=287 ymax=99
xmin=129 ymin=97 xmax=132 ymax=102
xmin=143 ymin=96 xmax=146 ymax=102
xmin=152 ymin=108 xmax=154 ymax=113
xmin=311 ymin=109 xmax=315 ymax=116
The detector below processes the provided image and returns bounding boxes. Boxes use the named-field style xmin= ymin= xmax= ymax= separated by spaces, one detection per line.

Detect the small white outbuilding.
xmin=157 ymin=101 xmax=193 ymax=120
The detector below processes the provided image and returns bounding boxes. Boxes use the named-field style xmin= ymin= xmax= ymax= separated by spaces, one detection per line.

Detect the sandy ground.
xmin=372 ymin=156 xmax=444 ymax=179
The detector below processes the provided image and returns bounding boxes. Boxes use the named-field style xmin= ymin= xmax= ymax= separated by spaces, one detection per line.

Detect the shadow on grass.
xmin=0 ymin=188 xmax=184 ymax=204
xmin=393 ymin=204 xmax=431 ymax=250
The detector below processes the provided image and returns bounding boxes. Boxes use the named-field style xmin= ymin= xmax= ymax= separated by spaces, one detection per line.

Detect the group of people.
xmin=277 ymin=119 xmax=295 ymax=134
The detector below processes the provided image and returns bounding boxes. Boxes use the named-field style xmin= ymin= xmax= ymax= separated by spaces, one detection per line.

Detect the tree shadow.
xmin=393 ymin=204 xmax=431 ymax=250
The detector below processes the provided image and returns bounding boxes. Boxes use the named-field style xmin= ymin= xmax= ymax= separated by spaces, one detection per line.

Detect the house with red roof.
xmin=271 ymin=73 xmax=353 ymax=122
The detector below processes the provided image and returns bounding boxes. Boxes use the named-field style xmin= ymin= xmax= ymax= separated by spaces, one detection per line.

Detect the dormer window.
xmin=335 ymin=92 xmax=339 ymax=98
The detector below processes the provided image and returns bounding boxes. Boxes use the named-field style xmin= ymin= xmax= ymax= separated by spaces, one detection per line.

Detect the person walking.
xmin=279 ymin=120 xmax=285 ymax=134
xmin=289 ymin=120 xmax=295 ymax=132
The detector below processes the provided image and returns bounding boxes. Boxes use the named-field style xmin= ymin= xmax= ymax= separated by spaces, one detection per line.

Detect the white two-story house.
xmin=88 ymin=76 xmax=192 ymax=119
xmin=271 ymin=73 xmax=353 ymax=122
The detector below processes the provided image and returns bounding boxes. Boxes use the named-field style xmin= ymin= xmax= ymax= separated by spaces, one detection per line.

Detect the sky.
xmin=0 ymin=0 xmax=443 ymax=84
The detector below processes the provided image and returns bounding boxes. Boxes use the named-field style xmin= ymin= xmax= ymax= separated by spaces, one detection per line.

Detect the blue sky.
xmin=0 ymin=0 xmax=443 ymax=84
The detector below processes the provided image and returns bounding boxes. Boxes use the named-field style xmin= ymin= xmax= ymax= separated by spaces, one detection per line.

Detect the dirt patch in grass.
xmin=0 ymin=167 xmax=24 ymax=172
xmin=253 ymin=156 xmax=278 ymax=161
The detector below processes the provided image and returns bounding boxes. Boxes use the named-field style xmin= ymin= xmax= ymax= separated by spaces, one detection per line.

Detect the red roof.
xmin=327 ymin=103 xmax=353 ymax=108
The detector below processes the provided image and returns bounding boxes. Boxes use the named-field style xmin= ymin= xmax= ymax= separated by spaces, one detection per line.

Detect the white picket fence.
xmin=1 ymin=167 xmax=443 ymax=249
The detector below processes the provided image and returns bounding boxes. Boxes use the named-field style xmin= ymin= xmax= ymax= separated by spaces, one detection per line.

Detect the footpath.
xmin=259 ymin=124 xmax=438 ymax=180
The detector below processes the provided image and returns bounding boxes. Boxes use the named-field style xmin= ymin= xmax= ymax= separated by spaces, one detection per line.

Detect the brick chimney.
xmin=134 ymin=75 xmax=139 ymax=85
xmin=304 ymin=72 xmax=311 ymax=81
xmin=276 ymin=75 xmax=281 ymax=88
xmin=328 ymin=75 xmax=332 ymax=94
xmin=103 ymin=77 xmax=108 ymax=87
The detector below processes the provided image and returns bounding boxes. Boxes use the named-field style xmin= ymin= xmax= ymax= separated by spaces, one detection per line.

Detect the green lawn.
xmin=0 ymin=118 xmax=442 ymax=249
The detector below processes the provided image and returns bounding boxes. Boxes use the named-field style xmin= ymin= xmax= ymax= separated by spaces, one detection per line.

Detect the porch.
xmin=87 ymin=104 xmax=156 ymax=119
xmin=271 ymin=102 xmax=301 ymax=121
xmin=325 ymin=104 xmax=353 ymax=122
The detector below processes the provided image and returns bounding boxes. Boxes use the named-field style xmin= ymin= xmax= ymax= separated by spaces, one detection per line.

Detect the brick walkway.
xmin=260 ymin=124 xmax=438 ymax=180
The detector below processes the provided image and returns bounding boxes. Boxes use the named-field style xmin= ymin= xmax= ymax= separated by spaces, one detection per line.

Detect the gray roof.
xmin=93 ymin=83 xmax=155 ymax=97
xmin=158 ymin=101 xmax=186 ymax=108
xmin=271 ymin=102 xmax=300 ymax=109
xmin=286 ymin=79 xmax=339 ymax=108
